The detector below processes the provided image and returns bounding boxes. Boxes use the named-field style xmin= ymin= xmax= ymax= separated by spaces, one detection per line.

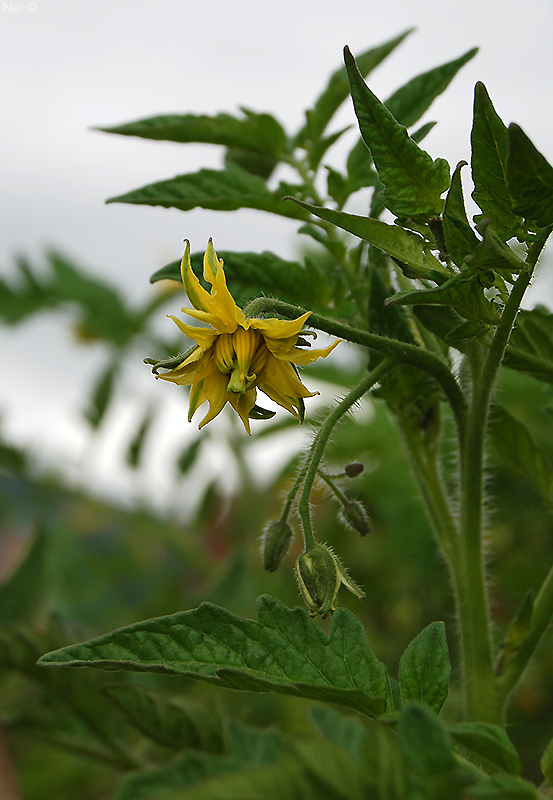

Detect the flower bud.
xmin=344 ymin=462 xmax=364 ymax=478
xmin=261 ymin=520 xmax=293 ymax=572
xmin=340 ymin=500 xmax=371 ymax=536
xmin=295 ymin=543 xmax=364 ymax=618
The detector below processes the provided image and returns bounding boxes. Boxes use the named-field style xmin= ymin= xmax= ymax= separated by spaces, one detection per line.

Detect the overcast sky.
xmin=2 ymin=0 xmax=553 ymax=507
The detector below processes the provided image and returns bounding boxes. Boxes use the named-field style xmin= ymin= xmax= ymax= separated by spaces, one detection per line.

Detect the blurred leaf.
xmin=309 ymin=706 xmax=366 ymax=763
xmin=398 ymin=703 xmax=456 ymax=777
xmin=0 ymin=257 xmax=52 ymax=323
xmin=540 ymin=732 xmax=553 ymax=783
xmin=287 ymin=198 xmax=445 ymax=279
xmin=106 ymin=165 xmax=310 ymax=221
xmin=399 ymin=621 xmax=450 ymax=713
xmin=84 ymin=362 xmax=117 ymax=428
xmin=503 ymin=306 xmax=553 ymax=384
xmin=97 ymin=109 xmax=287 ymax=157
xmin=176 ymin=438 xmax=202 ymax=476
xmin=102 ymin=684 xmax=223 ymax=752
xmin=295 ymin=29 xmax=413 ymax=145
xmin=443 ymin=161 xmax=480 ymax=267
xmin=488 ymin=404 xmax=553 ymax=508
xmin=150 ymin=249 xmax=329 ymax=308
xmin=467 ymin=773 xmax=539 ymax=798
xmin=344 ymin=46 xmax=450 ymax=218
xmin=38 ymin=595 xmax=392 ymax=718
xmin=385 ymin=48 xmax=477 ymax=128
xmin=448 ymin=722 xmax=521 ymax=774
xmin=471 ymin=83 xmax=521 ymax=241
xmin=309 ymin=126 xmax=351 ymax=171
xmin=126 ymin=409 xmax=154 ymax=469
xmin=506 ymin=123 xmax=553 ymax=228
xmin=0 ymin=526 xmax=48 ymax=624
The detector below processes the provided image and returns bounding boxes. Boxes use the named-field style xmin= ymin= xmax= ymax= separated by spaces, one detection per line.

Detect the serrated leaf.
xmin=443 ymin=161 xmax=480 ymax=266
xmin=344 ymin=46 xmax=450 ymax=218
xmin=467 ymin=773 xmax=539 ymax=799
xmin=385 ymin=48 xmax=478 ymax=129
xmin=150 ymin=249 xmax=329 ymax=308
xmin=296 ymin=29 xmax=413 ymax=146
xmin=471 ymin=83 xmax=522 ymax=241
xmin=107 ymin=165 xmax=310 ymax=221
xmin=286 ymin=198 xmax=446 ymax=279
xmin=488 ymin=404 xmax=553 ymax=507
xmin=465 ymin=222 xmax=526 ymax=274
xmin=398 ymin=704 xmax=456 ymax=777
xmin=102 ymin=684 xmax=223 ymax=752
xmin=96 ymin=110 xmax=287 ymax=157
xmin=448 ymin=722 xmax=521 ymax=774
xmin=38 ymin=595 xmax=391 ymax=718
xmin=503 ymin=306 xmax=553 ymax=384
xmin=0 ymin=526 xmax=49 ymax=624
xmin=399 ymin=622 xmax=450 ymax=713
xmin=506 ymin=123 xmax=553 ymax=227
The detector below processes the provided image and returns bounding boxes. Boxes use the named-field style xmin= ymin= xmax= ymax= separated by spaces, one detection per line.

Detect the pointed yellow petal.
xmin=168 ymin=315 xmax=219 ymax=349
xmin=285 ymin=339 xmax=341 ymax=366
xmin=227 ymin=389 xmax=257 ymax=435
xmin=203 ymin=239 xmax=248 ymax=332
xmin=180 ymin=240 xmax=212 ymax=312
xmin=257 ymin=356 xmax=317 ymax=417
xmin=250 ymin=312 xmax=311 ymax=340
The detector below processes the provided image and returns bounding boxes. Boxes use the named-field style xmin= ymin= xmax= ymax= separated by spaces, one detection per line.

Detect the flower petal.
xmin=250 ymin=312 xmax=311 ymax=340
xmin=257 ymin=355 xmax=317 ymax=418
xmin=180 ymin=240 xmax=212 ymax=312
xmin=285 ymin=339 xmax=341 ymax=366
xmin=227 ymin=388 xmax=257 ymax=435
xmin=168 ymin=315 xmax=219 ymax=350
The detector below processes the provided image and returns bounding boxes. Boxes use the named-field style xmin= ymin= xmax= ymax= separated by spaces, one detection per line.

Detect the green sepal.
xmin=144 ymin=347 xmax=195 ymax=374
xmin=506 ymin=122 xmax=553 ymax=228
xmin=443 ymin=161 xmax=480 ymax=266
xmin=471 ymin=82 xmax=522 ymax=241
xmin=344 ymin=46 xmax=450 ymax=219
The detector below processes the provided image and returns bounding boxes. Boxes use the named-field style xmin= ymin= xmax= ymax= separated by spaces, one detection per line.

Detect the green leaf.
xmin=107 ymin=165 xmax=311 ymax=221
xmin=488 ymin=404 xmax=553 ymax=508
xmin=448 ymin=722 xmax=521 ymax=774
xmin=540 ymin=732 xmax=553 ymax=783
xmin=309 ymin=706 xmax=367 ymax=763
xmin=0 ymin=526 xmax=49 ymax=624
xmin=467 ymin=773 xmax=539 ymax=799
xmin=38 ymin=595 xmax=392 ymax=718
xmin=126 ymin=409 xmax=154 ymax=468
xmin=150 ymin=249 xmax=329 ymax=308
xmin=398 ymin=703 xmax=456 ymax=777
xmin=344 ymin=46 xmax=450 ymax=218
xmin=399 ymin=622 xmax=450 ymax=713
xmin=286 ymin=198 xmax=446 ymax=279
xmin=385 ymin=48 xmax=478 ymax=128
xmin=443 ymin=161 xmax=480 ymax=266
xmin=471 ymin=82 xmax=522 ymax=241
xmin=413 ymin=306 xmax=470 ymax=353
xmin=506 ymin=122 xmax=553 ymax=227
xmin=503 ymin=306 xmax=553 ymax=384
xmin=346 ymin=138 xmax=378 ymax=195
xmin=96 ymin=109 xmax=287 ymax=158
xmin=102 ymin=684 xmax=223 ymax=752
xmin=296 ymin=29 xmax=413 ymax=145
xmin=84 ymin=362 xmax=116 ymax=428
xmin=466 ymin=222 xmax=526 ymax=274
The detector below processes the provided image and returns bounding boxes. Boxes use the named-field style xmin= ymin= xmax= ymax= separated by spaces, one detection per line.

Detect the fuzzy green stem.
xmin=298 ymin=359 xmax=396 ymax=550
xmin=317 ymin=469 xmax=350 ymax=507
xmin=457 ymin=227 xmax=552 ymax=724
xmin=244 ymin=298 xmax=467 ymax=442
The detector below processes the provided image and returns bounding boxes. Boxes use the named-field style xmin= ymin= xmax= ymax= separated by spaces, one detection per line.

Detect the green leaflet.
xmin=96 ymin=109 xmax=287 ymax=157
xmin=398 ymin=622 xmax=450 ymax=713
xmin=467 ymin=774 xmax=539 ymax=799
xmin=466 ymin=222 xmax=526 ymax=274
xmin=309 ymin=706 xmax=367 ymax=764
xmin=398 ymin=704 xmax=456 ymax=777
xmin=150 ymin=249 xmax=329 ymax=308
xmin=286 ymin=198 xmax=446 ymax=278
xmin=295 ymin=29 xmax=413 ymax=146
xmin=506 ymin=123 xmax=553 ymax=228
xmin=385 ymin=48 xmax=478 ymax=129
xmin=471 ymin=82 xmax=521 ymax=241
xmin=443 ymin=161 xmax=480 ymax=266
xmin=488 ymin=405 xmax=553 ymax=509
xmin=0 ymin=526 xmax=49 ymax=625
xmin=448 ymin=722 xmax=521 ymax=774
xmin=106 ymin=165 xmax=311 ymax=221
xmin=38 ymin=595 xmax=392 ymax=718
xmin=540 ymin=733 xmax=553 ymax=783
xmin=503 ymin=306 xmax=553 ymax=384
xmin=344 ymin=46 xmax=450 ymax=219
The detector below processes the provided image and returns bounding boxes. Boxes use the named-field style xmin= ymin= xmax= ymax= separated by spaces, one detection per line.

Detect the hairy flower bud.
xmin=261 ymin=520 xmax=293 ymax=572
xmin=344 ymin=462 xmax=364 ymax=478
xmin=340 ymin=500 xmax=371 ymax=536
xmin=295 ymin=543 xmax=364 ymax=618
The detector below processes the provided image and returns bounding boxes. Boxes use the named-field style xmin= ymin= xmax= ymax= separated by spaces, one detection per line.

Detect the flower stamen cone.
xmin=150 ymin=240 xmax=340 ymax=433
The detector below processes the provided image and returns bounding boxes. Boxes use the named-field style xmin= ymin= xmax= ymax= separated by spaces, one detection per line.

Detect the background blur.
xmin=3 ymin=3 xmax=553 ymax=798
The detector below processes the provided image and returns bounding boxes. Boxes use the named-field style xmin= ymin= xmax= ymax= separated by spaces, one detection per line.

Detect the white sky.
xmin=2 ymin=0 xmax=553 ymax=508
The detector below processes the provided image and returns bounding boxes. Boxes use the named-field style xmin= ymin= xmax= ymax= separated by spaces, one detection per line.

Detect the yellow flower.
xmin=153 ymin=239 xmax=340 ymax=434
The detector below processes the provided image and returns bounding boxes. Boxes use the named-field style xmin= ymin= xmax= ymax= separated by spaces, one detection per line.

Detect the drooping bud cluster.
xmin=261 ymin=520 xmax=294 ymax=572
xmin=295 ymin=543 xmax=364 ymax=619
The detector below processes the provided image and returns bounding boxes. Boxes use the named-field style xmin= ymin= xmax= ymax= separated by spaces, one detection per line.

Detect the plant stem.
xmin=298 ymin=359 xmax=396 ymax=550
xmin=456 ymin=227 xmax=552 ymax=724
